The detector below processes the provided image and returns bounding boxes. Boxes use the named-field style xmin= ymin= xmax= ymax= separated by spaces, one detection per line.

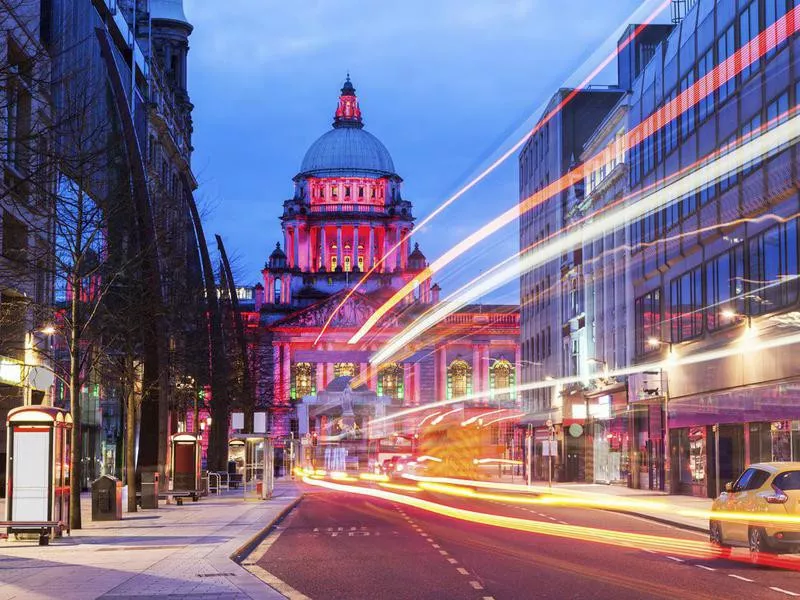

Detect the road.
xmin=255 ymin=484 xmax=800 ymax=599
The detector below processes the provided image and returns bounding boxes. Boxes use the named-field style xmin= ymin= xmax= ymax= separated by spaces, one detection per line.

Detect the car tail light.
xmin=766 ymin=484 xmax=789 ymax=504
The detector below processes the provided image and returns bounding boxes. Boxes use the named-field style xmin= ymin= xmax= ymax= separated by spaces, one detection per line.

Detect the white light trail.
xmin=371 ymin=112 xmax=800 ymax=366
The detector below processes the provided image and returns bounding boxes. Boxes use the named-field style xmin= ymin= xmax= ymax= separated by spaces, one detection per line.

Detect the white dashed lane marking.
xmin=469 ymin=581 xmax=484 ymax=590
xmin=728 ymin=574 xmax=754 ymax=583
xmin=456 ymin=567 xmax=469 ymax=575
xmin=695 ymin=565 xmax=715 ymax=572
xmin=666 ymin=556 xmax=684 ymax=563
xmin=447 ymin=558 xmax=458 ymax=564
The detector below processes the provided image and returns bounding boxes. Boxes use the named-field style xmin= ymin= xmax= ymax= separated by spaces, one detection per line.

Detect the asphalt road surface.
xmin=256 ymin=485 xmax=800 ymax=599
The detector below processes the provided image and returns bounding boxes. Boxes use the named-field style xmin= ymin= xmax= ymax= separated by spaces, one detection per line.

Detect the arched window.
xmin=334 ymin=362 xmax=357 ymax=378
xmin=274 ymin=278 xmax=281 ymax=303
xmin=377 ymin=363 xmax=404 ymax=400
xmin=447 ymin=359 xmax=472 ymax=400
xmin=490 ymin=359 xmax=514 ymax=401
xmin=344 ymin=255 xmax=351 ymax=272
xmin=291 ymin=362 xmax=314 ymax=400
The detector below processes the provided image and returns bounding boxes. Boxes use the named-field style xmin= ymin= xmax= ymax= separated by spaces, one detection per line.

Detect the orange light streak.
xmin=461 ymin=409 xmax=506 ymax=426
xmin=352 ymin=6 xmax=800 ymax=349
xmin=310 ymin=1 xmax=671 ymax=347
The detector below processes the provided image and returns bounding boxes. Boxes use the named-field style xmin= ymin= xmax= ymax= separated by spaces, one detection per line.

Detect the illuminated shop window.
xmin=331 ymin=256 xmax=338 ymax=271
xmin=334 ymin=362 xmax=357 ymax=378
xmin=344 ymin=255 xmax=351 ymax=272
xmin=377 ymin=363 xmax=404 ymax=400
xmin=357 ymin=255 xmax=364 ymax=271
xmin=291 ymin=362 xmax=315 ymax=400
xmin=447 ymin=359 xmax=472 ymax=400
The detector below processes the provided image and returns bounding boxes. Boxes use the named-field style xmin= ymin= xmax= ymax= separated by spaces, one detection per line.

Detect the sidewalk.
xmin=0 ymin=480 xmax=303 ymax=600
xmin=470 ymin=471 xmax=712 ymax=533
xmin=545 ymin=482 xmax=712 ymax=533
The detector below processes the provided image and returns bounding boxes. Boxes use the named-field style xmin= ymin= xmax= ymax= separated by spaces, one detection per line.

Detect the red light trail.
xmin=311 ymin=0 xmax=672 ymax=347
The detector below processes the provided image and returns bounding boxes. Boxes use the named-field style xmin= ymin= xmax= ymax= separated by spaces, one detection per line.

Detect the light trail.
xmin=369 ymin=327 xmax=800 ymax=426
xmin=352 ymin=7 xmax=800 ymax=348
xmin=480 ymin=412 xmax=526 ymax=428
xmin=310 ymin=0 xmax=672 ymax=347
xmin=416 ymin=480 xmax=800 ymax=527
xmin=460 ymin=409 xmax=506 ymax=426
xmin=370 ymin=103 xmax=800 ymax=366
xmin=302 ymin=476 xmax=726 ymax=560
xmin=430 ymin=407 xmax=461 ymax=425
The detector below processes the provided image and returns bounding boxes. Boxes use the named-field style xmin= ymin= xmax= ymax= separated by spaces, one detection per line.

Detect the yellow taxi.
xmin=710 ymin=462 xmax=800 ymax=559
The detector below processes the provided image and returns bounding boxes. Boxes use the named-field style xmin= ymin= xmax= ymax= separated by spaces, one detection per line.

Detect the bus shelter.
xmin=228 ymin=434 xmax=273 ymax=501
xmin=5 ymin=406 xmax=72 ymax=541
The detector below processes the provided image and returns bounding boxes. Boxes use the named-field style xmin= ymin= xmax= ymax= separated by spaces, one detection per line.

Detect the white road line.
xmin=312 ymin=528 xmax=319 ymax=532
xmin=469 ymin=581 xmax=484 ymax=590
xmin=432 ymin=544 xmax=440 ymax=548
xmin=642 ymin=549 xmax=656 ymax=554
xmin=770 ymin=588 xmax=800 ymax=597
xmin=483 ymin=597 xmax=496 ymax=600
xmin=439 ymin=550 xmax=449 ymax=555
xmin=548 ymin=517 xmax=558 ymax=521
xmin=728 ymin=575 xmax=754 ymax=582
xmin=695 ymin=565 xmax=715 ymax=572
xmin=456 ymin=567 xmax=469 ymax=575
xmin=558 ymin=521 xmax=568 ymax=525
xmin=426 ymin=538 xmax=434 ymax=543
xmin=666 ymin=556 xmax=684 ymax=563
xmin=447 ymin=558 xmax=458 ymax=564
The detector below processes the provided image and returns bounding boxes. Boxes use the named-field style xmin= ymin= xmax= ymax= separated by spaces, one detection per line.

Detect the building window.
xmin=291 ymin=362 xmax=314 ymax=400
xmin=717 ymin=24 xmax=736 ymax=104
xmin=706 ymin=244 xmax=745 ymax=331
xmin=1 ymin=211 xmax=28 ymax=261
xmin=377 ymin=363 xmax=404 ymax=400
xmin=334 ymin=362 xmax=357 ymax=378
xmin=344 ymin=255 xmax=351 ymax=272
xmin=669 ymin=266 xmax=703 ymax=343
xmin=748 ymin=219 xmax=799 ymax=315
xmin=490 ymin=359 xmax=514 ymax=401
xmin=697 ymin=48 xmax=714 ymax=122
xmin=740 ymin=2 xmax=761 ymax=81
xmin=663 ymin=90 xmax=678 ymax=154
xmin=765 ymin=0 xmax=790 ymax=59
xmin=447 ymin=359 xmax=472 ymax=400
xmin=679 ymin=73 xmax=696 ymax=140
xmin=357 ymin=255 xmax=364 ymax=271
xmin=634 ymin=288 xmax=662 ymax=356
xmin=741 ymin=113 xmax=763 ymax=175
xmin=274 ymin=278 xmax=281 ymax=303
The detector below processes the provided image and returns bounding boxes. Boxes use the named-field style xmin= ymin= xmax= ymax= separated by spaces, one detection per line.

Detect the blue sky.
xmin=184 ymin=0 xmax=659 ymax=301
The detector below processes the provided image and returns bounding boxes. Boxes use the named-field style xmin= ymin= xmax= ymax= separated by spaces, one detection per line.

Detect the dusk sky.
xmin=184 ymin=0 xmax=662 ymax=301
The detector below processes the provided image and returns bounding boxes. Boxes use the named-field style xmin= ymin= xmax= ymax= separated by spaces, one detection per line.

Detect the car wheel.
xmin=709 ymin=520 xmax=730 ymax=556
xmin=749 ymin=527 xmax=772 ymax=564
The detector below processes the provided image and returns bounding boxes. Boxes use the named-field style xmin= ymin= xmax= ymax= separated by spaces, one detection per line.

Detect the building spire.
xmin=334 ymin=74 xmax=363 ymax=129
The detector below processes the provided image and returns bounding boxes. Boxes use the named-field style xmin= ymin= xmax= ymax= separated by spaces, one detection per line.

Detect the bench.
xmin=0 ymin=521 xmax=65 ymax=545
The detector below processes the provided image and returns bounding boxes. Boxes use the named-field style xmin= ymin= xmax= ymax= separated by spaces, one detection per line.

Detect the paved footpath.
xmin=0 ymin=480 xmax=302 ymax=600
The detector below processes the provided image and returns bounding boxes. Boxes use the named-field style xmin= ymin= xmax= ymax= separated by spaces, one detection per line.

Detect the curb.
xmin=230 ymin=493 xmax=304 ymax=564
xmin=603 ymin=508 xmax=709 ymax=534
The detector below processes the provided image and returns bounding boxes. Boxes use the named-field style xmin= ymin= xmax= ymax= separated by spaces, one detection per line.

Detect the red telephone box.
xmin=5 ymin=406 xmax=72 ymax=537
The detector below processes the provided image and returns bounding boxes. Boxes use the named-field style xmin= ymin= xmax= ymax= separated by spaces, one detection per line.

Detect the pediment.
xmin=273 ymin=291 xmax=393 ymax=329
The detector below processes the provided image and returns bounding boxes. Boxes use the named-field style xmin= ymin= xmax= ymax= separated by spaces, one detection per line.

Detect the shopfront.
xmin=589 ymin=390 xmax=630 ymax=485
xmin=668 ymin=381 xmax=800 ymax=498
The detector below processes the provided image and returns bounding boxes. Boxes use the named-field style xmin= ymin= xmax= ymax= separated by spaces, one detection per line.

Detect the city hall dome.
xmin=296 ymin=76 xmax=398 ymax=180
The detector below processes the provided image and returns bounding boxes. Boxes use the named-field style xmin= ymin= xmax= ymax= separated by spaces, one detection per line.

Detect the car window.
xmin=745 ymin=469 xmax=770 ymax=490
xmin=774 ymin=471 xmax=800 ymax=490
xmin=733 ymin=468 xmax=754 ymax=492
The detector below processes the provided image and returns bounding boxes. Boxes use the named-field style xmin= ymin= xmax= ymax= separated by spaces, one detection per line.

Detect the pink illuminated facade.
xmin=243 ymin=78 xmax=520 ymax=448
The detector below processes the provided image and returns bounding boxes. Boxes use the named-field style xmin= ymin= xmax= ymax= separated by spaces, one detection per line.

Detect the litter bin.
xmin=141 ymin=471 xmax=159 ymax=509
xmin=91 ymin=475 xmax=122 ymax=521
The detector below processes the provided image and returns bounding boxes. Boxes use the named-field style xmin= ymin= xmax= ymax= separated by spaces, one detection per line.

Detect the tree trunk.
xmin=125 ymin=358 xmax=137 ymax=513
xmin=69 ymin=273 xmax=82 ymax=531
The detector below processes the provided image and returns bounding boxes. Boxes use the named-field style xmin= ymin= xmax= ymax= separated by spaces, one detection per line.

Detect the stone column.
xmin=326 ymin=363 xmax=335 ymax=384
xmin=266 ymin=274 xmax=274 ymax=303
xmin=282 ymin=343 xmax=291 ymax=404
xmin=414 ymin=363 xmax=422 ymax=406
xmin=294 ymin=226 xmax=301 ymax=269
xmin=515 ymin=345 xmax=522 ymax=407
xmin=482 ymin=345 xmax=491 ymax=397
xmin=273 ymin=343 xmax=282 ymax=404
xmin=316 ymin=363 xmax=324 ymax=394
xmin=336 ymin=226 xmax=343 ymax=268
xmin=382 ymin=228 xmax=389 ymax=273
xmin=472 ymin=346 xmax=483 ymax=402
xmin=403 ymin=363 xmax=412 ymax=406
xmin=353 ymin=226 xmax=359 ymax=271
xmin=320 ymin=227 xmax=328 ymax=270
xmin=368 ymin=225 xmax=375 ymax=269
xmin=437 ymin=346 xmax=448 ymax=402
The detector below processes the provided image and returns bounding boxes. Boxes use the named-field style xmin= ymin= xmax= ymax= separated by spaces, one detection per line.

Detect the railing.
xmin=443 ymin=313 xmax=519 ymax=326
xmin=208 ymin=472 xmax=220 ymax=495
xmin=309 ymin=204 xmax=385 ymax=214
